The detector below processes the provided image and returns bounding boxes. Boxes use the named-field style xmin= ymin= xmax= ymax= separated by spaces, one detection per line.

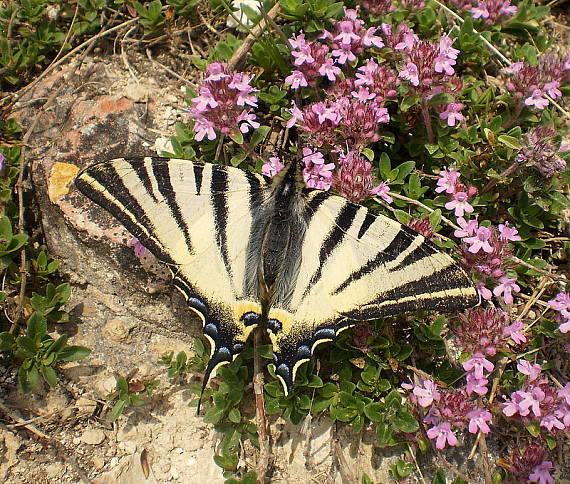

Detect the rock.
xmin=102 ymin=317 xmax=136 ymax=342
xmin=81 ymin=429 xmax=106 ymax=445
xmin=0 ymin=430 xmax=20 ymax=481
xmin=92 ymin=456 xmax=106 ymax=470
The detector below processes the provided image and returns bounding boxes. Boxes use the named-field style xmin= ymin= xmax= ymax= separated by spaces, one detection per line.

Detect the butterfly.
xmin=75 ymin=157 xmax=478 ymax=397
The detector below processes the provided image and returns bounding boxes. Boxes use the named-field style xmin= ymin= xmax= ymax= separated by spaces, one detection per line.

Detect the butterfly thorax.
xmin=258 ymin=163 xmax=306 ymax=313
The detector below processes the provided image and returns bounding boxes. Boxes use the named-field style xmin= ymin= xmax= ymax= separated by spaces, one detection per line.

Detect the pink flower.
xmin=188 ymin=62 xmax=258 ymax=141
xmin=427 ymin=422 xmax=458 ymax=449
xmin=399 ymin=62 xmax=420 ymax=86
xmin=445 ymin=191 xmax=474 ymax=217
xmin=525 ymin=89 xmax=549 ymax=109
xmin=412 ymin=379 xmax=441 ymax=407
xmin=262 ymin=156 xmax=285 ymax=177
xmin=302 ymin=147 xmax=335 ymax=190
xmin=503 ymin=320 xmax=527 ymax=344
xmin=517 ymin=360 xmax=542 ymax=382
xmin=548 ymin=291 xmax=570 ymax=312
xmin=529 ymin=461 xmax=555 ymax=484
xmin=237 ymin=111 xmax=260 ymax=133
xmin=543 ymin=80 xmax=562 ymax=99
xmin=454 ymin=217 xmax=479 ymax=238
xmin=464 ymin=226 xmax=494 ymax=254
xmin=371 ymin=180 xmax=393 ymax=204
xmin=498 ymin=222 xmax=521 ymax=241
xmin=466 ymin=409 xmax=492 ymax=434
xmin=463 ymin=353 xmax=494 ymax=379
xmin=285 ymin=70 xmax=308 ymax=89
xmin=475 ymin=281 xmax=493 ymax=300
xmin=439 ymin=103 xmax=464 ymax=126
xmin=193 ymin=117 xmax=216 ymax=141
xmin=493 ymin=276 xmax=520 ymax=304
xmin=466 ymin=373 xmax=489 ymax=395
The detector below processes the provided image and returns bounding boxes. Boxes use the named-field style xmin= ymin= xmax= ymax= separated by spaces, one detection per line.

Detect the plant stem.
xmin=421 ymin=95 xmax=435 ymax=144
xmin=253 ymin=329 xmax=270 ymax=483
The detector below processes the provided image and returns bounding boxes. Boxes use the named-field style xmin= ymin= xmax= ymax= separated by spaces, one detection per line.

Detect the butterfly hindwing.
xmin=75 ymin=157 xmax=271 ymax=385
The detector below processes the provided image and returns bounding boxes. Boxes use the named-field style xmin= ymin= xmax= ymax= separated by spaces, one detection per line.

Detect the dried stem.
xmin=228 ymin=2 xmax=282 ymax=71
xmin=253 ymin=329 xmax=270 ymax=483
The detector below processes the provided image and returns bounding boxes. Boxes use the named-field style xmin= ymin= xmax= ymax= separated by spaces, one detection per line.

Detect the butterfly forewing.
xmin=75 ymin=157 xmax=271 ymax=385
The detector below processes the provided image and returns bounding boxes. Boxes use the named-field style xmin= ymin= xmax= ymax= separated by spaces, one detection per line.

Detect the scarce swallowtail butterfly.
xmin=75 ymin=157 xmax=478 ymax=397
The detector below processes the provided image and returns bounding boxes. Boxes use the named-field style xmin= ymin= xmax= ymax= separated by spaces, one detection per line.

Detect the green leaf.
xmin=376 ymin=422 xmax=396 ymax=447
xmin=108 ymin=399 xmax=127 ymax=422
xmin=41 ymin=365 xmax=58 ymax=387
xmin=229 ymin=131 xmax=244 ymax=145
xmin=497 ymin=135 xmax=521 ymax=150
xmin=116 ymin=376 xmax=129 ymax=394
xmin=213 ymin=452 xmax=239 ymax=471
xmin=393 ymin=411 xmax=419 ymax=433
xmin=0 ymin=331 xmax=16 ymax=351
xmin=26 ymin=312 xmax=47 ymax=343
xmin=393 ymin=210 xmax=412 ymax=225
xmin=57 ymin=345 xmax=91 ymax=361
xmin=16 ymin=335 xmax=38 ymax=357
xmin=363 ymin=402 xmax=385 ymax=422
xmin=228 ymin=407 xmax=241 ymax=423
xmin=194 ymin=338 xmax=206 ymax=357
xmin=250 ymin=126 xmax=271 ymax=148
xmin=204 ymin=405 xmax=226 ymax=425
xmin=256 ymin=344 xmax=274 ymax=359
xmin=385 ymin=389 xmax=401 ymax=409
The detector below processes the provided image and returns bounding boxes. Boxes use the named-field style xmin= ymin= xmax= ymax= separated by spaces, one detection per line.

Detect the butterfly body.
xmin=75 ymin=157 xmax=478 ymax=395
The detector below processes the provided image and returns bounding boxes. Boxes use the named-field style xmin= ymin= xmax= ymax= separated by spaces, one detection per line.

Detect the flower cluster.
xmin=456 ymin=218 xmax=521 ymax=302
xmin=404 ymin=379 xmax=491 ymax=449
xmin=360 ymin=0 xmax=395 ymax=15
xmin=286 ymin=33 xmax=341 ymax=87
xmin=437 ymin=167 xmax=522 ymax=305
xmin=323 ymin=7 xmax=384 ymax=65
xmin=447 ymin=0 xmax=518 ymax=25
xmin=395 ymin=35 xmax=460 ymax=90
xmin=188 ymin=62 xmax=259 ymax=141
xmin=506 ymin=441 xmax=555 ymax=484
xmin=332 ymin=150 xmax=389 ymax=203
xmin=517 ymin=126 xmax=567 ymax=178
xmin=287 ymin=96 xmax=391 ymax=149
xmin=302 ymin=147 xmax=335 ymax=190
xmin=455 ymin=308 xmax=525 ymax=355
xmin=504 ymin=53 xmax=570 ymax=111
xmin=470 ymin=0 xmax=517 ymax=24
xmin=407 ymin=217 xmax=434 ymax=239
xmin=436 ymin=167 xmax=477 ymax=217
xmin=501 ymin=361 xmax=570 ymax=435
xmin=453 ymin=309 xmax=526 ymax=396
xmin=548 ymin=291 xmax=570 ymax=333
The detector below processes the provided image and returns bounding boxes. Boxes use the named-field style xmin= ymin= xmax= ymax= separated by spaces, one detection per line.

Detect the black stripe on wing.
xmin=210 ymin=167 xmax=232 ymax=278
xmin=129 ymin=158 xmax=159 ymax=203
xmin=300 ymin=201 xmax=359 ymax=299
xmin=357 ymin=211 xmax=376 ymax=239
xmin=151 ymin=160 xmax=194 ymax=254
xmin=331 ymin=226 xmax=415 ymax=295
xmin=75 ymin=162 xmax=173 ymax=265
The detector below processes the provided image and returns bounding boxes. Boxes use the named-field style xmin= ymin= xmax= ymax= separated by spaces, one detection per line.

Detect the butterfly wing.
xmin=75 ymin=157 xmax=271 ymax=386
xmin=268 ymin=190 xmax=478 ymax=392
